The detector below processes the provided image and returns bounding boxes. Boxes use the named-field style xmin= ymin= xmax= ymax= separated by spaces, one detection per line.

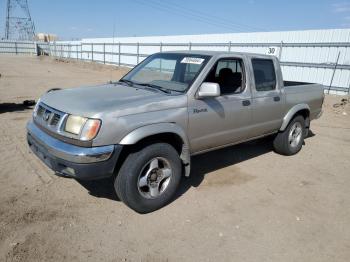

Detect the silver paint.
xmin=27 ymin=120 xmax=114 ymax=164
xmin=32 ymin=51 xmax=325 ymax=176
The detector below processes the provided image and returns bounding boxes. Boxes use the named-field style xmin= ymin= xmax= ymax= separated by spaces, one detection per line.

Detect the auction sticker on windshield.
xmin=181 ymin=57 xmax=205 ymax=64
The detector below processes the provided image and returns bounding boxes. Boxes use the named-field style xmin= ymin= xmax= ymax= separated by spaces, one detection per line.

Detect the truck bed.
xmin=283 ymin=81 xmax=324 ymax=121
xmin=284 ymin=81 xmax=315 ymax=87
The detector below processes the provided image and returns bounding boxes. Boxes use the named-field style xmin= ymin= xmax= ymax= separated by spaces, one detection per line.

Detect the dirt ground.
xmin=0 ymin=55 xmax=349 ymax=262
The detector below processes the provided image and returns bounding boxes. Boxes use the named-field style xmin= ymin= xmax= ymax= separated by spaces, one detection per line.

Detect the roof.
xmin=161 ymin=50 xmax=272 ymax=58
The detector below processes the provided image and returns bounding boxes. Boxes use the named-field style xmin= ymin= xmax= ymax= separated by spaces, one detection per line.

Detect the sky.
xmin=1 ymin=0 xmax=350 ymax=40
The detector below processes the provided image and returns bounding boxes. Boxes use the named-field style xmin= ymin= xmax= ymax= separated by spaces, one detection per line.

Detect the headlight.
xmin=65 ymin=115 xmax=87 ymax=135
xmin=64 ymin=115 xmax=101 ymax=141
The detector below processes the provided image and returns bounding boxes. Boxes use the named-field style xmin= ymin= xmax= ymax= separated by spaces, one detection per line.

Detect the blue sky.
xmin=1 ymin=0 xmax=350 ymax=40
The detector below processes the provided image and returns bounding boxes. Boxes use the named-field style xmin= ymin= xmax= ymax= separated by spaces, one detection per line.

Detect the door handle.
xmin=242 ymin=100 xmax=251 ymax=106
xmin=273 ymin=96 xmax=280 ymax=102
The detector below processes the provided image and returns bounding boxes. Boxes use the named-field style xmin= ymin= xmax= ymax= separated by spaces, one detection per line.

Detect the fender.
xmin=120 ymin=123 xmax=191 ymax=177
xmin=280 ymin=103 xmax=310 ymax=131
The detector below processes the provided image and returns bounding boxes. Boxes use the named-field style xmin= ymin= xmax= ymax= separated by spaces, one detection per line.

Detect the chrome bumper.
xmin=27 ymin=120 xmax=121 ymax=180
xmin=27 ymin=120 xmax=114 ymax=164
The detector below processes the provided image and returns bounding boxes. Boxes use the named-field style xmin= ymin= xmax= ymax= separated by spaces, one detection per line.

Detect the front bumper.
xmin=27 ymin=120 xmax=122 ymax=180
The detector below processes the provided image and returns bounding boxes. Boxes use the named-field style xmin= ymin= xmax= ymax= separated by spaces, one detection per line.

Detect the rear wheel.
xmin=273 ymin=115 xmax=305 ymax=156
xmin=114 ymin=143 xmax=182 ymax=213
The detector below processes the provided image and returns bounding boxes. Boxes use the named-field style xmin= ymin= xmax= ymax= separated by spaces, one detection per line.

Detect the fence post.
xmin=76 ymin=45 xmax=78 ymax=60
xmin=15 ymin=42 xmax=18 ymax=55
xmin=328 ymin=51 xmax=341 ymax=94
xmin=278 ymin=41 xmax=284 ymax=60
xmin=137 ymin=42 xmax=140 ymax=64
xmin=160 ymin=42 xmax=163 ymax=72
xmin=103 ymin=43 xmax=106 ymax=64
xmin=228 ymin=41 xmax=232 ymax=52
xmin=118 ymin=42 xmax=121 ymax=66
xmin=80 ymin=44 xmax=82 ymax=60
xmin=91 ymin=43 xmax=94 ymax=62
xmin=34 ymin=42 xmax=38 ymax=55
xmin=189 ymin=42 xmax=192 ymax=51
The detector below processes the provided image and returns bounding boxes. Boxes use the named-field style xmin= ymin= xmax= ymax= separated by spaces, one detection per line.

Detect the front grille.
xmin=50 ymin=113 xmax=61 ymax=126
xmin=34 ymin=103 xmax=66 ymax=133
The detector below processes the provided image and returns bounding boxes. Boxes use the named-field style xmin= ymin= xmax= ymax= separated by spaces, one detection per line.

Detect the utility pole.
xmin=5 ymin=0 xmax=10 ymax=39
xmin=5 ymin=0 xmax=35 ymax=40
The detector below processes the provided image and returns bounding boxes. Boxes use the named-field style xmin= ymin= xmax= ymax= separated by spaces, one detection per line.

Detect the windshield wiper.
xmin=118 ymin=79 xmax=134 ymax=87
xmin=137 ymin=83 xmax=171 ymax=94
xmin=119 ymin=80 xmax=172 ymax=94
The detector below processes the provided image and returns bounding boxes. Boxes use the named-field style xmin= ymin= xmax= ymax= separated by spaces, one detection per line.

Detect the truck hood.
xmin=40 ymin=83 xmax=187 ymax=118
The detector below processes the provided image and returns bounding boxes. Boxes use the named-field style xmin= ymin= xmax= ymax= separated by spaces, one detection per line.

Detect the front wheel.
xmin=273 ymin=115 xmax=305 ymax=156
xmin=114 ymin=143 xmax=182 ymax=213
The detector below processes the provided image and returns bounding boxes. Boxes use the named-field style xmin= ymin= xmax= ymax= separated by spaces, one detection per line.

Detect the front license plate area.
xmin=29 ymin=137 xmax=53 ymax=169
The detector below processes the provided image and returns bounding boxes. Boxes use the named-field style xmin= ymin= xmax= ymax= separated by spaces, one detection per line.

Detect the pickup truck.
xmin=27 ymin=51 xmax=324 ymax=213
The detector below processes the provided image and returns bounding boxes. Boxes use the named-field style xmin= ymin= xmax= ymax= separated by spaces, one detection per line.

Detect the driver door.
xmin=188 ymin=57 xmax=253 ymax=153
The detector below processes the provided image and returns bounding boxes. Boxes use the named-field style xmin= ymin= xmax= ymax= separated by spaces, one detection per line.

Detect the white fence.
xmin=1 ymin=29 xmax=350 ymax=94
xmin=0 ymin=40 xmax=36 ymax=54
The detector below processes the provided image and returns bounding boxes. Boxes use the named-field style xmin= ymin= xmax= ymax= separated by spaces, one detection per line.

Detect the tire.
xmin=303 ymin=117 xmax=310 ymax=138
xmin=304 ymin=126 xmax=310 ymax=138
xmin=114 ymin=143 xmax=182 ymax=213
xmin=273 ymin=115 xmax=305 ymax=156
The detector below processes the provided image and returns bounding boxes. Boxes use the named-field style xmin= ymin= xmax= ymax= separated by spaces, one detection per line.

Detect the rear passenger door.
xmin=250 ymin=58 xmax=283 ymax=136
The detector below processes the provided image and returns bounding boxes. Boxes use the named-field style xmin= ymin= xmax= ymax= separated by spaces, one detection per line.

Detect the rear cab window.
xmin=251 ymin=59 xmax=276 ymax=92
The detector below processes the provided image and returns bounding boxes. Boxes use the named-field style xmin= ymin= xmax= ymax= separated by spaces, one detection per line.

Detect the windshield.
xmin=121 ymin=53 xmax=211 ymax=93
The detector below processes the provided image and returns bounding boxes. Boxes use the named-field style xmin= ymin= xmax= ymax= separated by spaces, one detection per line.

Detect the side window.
xmin=215 ymin=60 xmax=242 ymax=76
xmin=204 ymin=58 xmax=244 ymax=95
xmin=251 ymin=59 xmax=276 ymax=92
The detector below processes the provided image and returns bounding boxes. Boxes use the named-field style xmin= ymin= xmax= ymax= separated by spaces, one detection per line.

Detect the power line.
xmin=147 ymin=0 xmax=267 ymax=32
xmin=134 ymin=0 xmax=267 ymax=33
xmin=133 ymin=0 xmax=246 ymax=32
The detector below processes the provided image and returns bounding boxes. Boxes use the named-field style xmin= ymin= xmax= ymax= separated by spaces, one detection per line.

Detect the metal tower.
xmin=5 ymin=0 xmax=35 ymax=40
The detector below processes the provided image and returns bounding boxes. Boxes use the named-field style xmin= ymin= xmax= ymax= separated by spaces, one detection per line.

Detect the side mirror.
xmin=197 ymin=82 xmax=221 ymax=98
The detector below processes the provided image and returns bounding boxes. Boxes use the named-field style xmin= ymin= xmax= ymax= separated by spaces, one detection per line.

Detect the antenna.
xmin=5 ymin=0 xmax=35 ymax=40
